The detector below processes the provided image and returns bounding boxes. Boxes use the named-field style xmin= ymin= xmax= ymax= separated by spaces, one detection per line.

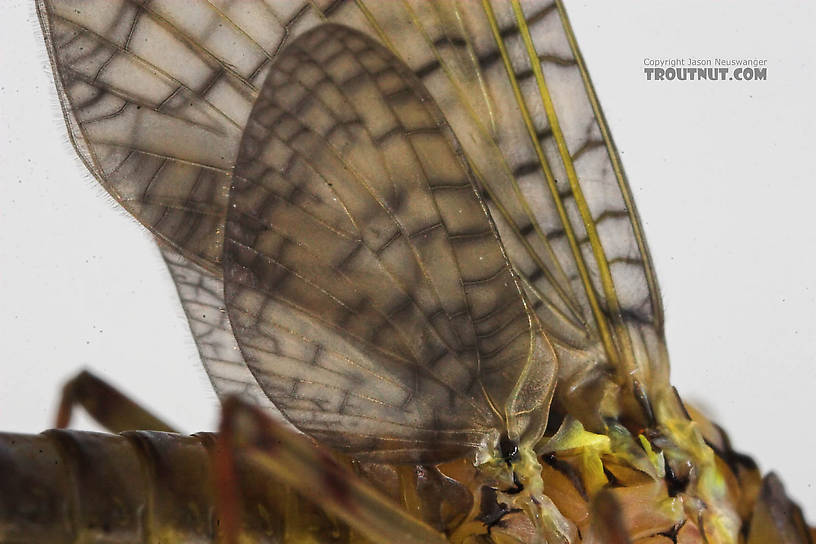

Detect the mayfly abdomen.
xmin=0 ymin=430 xmax=349 ymax=543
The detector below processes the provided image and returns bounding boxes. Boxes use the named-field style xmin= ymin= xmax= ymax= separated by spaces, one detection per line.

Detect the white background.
xmin=1 ymin=1 xmax=813 ymax=518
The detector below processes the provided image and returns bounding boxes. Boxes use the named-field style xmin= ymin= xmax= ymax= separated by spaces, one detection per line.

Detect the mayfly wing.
xmin=159 ymin=245 xmax=290 ymax=425
xmin=35 ymin=0 xmax=322 ymax=273
xmin=309 ymin=0 xmax=669 ymax=428
xmin=37 ymin=0 xmax=669 ymax=432
xmin=224 ymin=24 xmax=558 ymax=463
xmin=34 ymin=0 xmax=334 ymax=417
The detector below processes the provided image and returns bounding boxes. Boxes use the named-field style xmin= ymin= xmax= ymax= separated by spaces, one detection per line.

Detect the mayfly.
xmin=0 ymin=0 xmax=812 ymax=542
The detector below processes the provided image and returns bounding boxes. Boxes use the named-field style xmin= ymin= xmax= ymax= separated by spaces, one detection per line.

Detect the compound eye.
xmin=498 ymin=433 xmax=519 ymax=464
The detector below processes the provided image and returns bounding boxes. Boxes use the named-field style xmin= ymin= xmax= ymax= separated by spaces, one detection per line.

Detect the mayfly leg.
xmin=216 ymin=396 xmax=450 ymax=544
xmin=55 ymin=369 xmax=177 ymax=433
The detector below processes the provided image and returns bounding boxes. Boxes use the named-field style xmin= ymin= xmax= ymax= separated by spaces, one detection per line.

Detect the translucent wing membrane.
xmin=159 ymin=246 xmax=286 ymax=422
xmin=224 ymin=24 xmax=556 ymax=463
xmin=311 ymin=0 xmax=668 ymax=424
xmin=36 ymin=0 xmax=321 ymax=272
xmin=39 ymin=0 xmax=669 ymax=431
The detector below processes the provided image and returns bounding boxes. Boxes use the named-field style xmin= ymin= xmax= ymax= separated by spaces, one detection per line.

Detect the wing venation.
xmin=223 ymin=24 xmax=556 ymax=462
xmin=39 ymin=0 xmax=671 ymax=431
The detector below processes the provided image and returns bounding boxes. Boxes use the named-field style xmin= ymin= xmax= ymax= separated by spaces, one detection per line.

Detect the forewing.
xmin=223 ymin=24 xmax=556 ymax=463
xmin=306 ymin=0 xmax=668 ymax=424
xmin=36 ymin=0 xmax=322 ymax=272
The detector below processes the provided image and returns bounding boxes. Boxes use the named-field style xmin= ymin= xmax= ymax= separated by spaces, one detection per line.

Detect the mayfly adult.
xmin=0 ymin=1 xmax=813 ymax=543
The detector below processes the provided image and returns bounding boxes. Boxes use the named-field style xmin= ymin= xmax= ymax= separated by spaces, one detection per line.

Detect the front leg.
xmin=215 ymin=396 xmax=449 ymax=544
